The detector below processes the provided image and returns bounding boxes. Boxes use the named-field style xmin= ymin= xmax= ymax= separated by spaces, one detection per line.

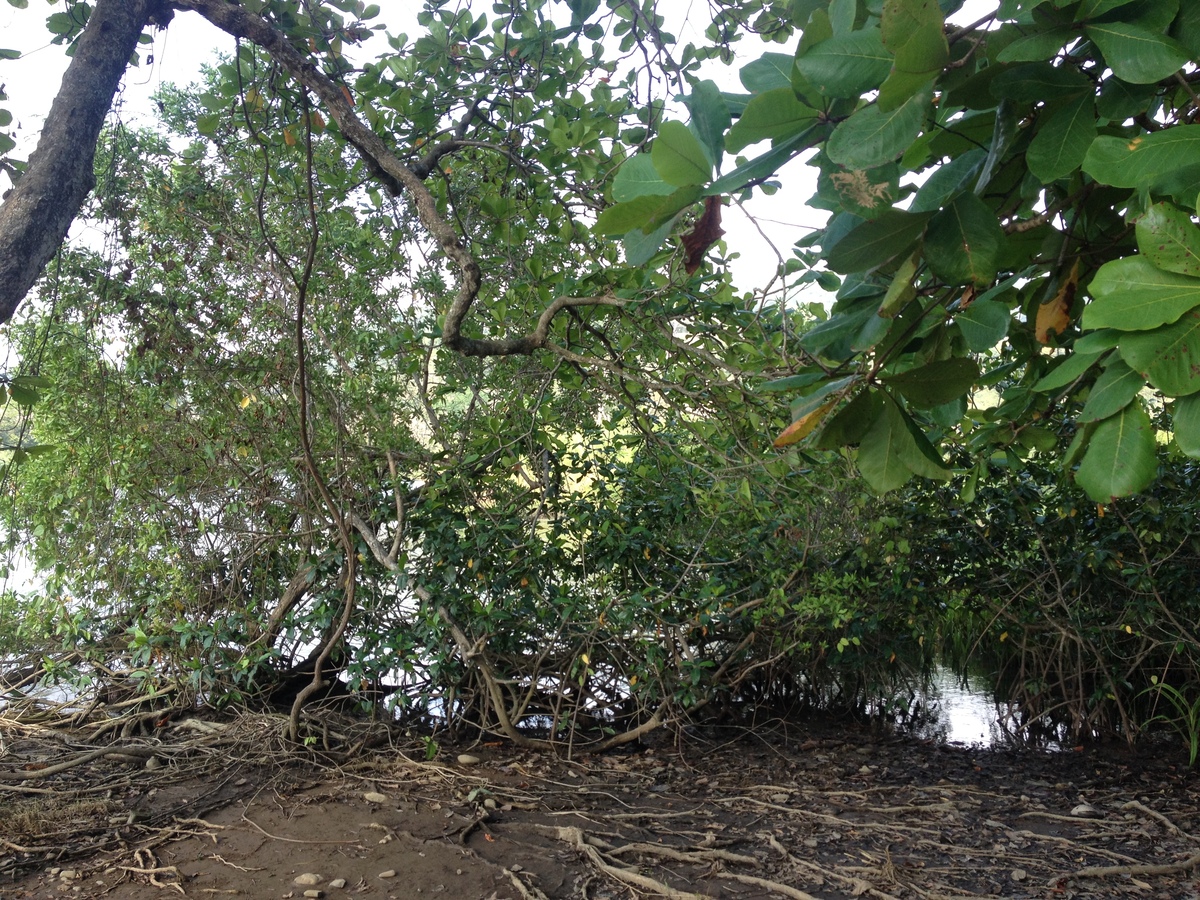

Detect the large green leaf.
xmin=824 ymin=209 xmax=932 ymax=274
xmin=826 ymin=87 xmax=931 ymax=170
xmin=795 ymin=30 xmax=892 ymax=98
xmin=1119 ymin=310 xmax=1200 ymax=396
xmin=1084 ymin=22 xmax=1190 ymax=84
xmin=814 ymin=389 xmax=884 ymax=449
xmin=684 ymin=80 xmax=731 ymax=168
xmin=924 ymin=192 xmax=1006 ymax=286
xmin=990 ymin=62 xmax=1093 ymax=102
xmin=1026 ymin=94 xmax=1097 ymax=182
xmin=651 ymin=121 xmax=711 ymax=187
xmin=856 ymin=397 xmax=914 ymax=492
xmin=881 ymin=358 xmax=980 ymax=407
xmin=725 ymin=88 xmax=820 ymax=153
xmin=1074 ymin=401 xmax=1157 ymax=501
xmin=707 ymin=126 xmax=823 ymax=195
xmin=1079 ymin=358 xmax=1145 ymax=422
xmin=594 ymin=186 xmax=701 ymax=235
xmin=612 ymin=154 xmax=673 ymax=202
xmin=739 ymin=52 xmax=797 ymax=93
xmin=1032 ymin=349 xmax=1107 ymax=391
xmin=909 ymin=149 xmax=986 ymax=213
xmin=881 ymin=0 xmax=949 ymax=79
xmin=1172 ymin=392 xmax=1200 ymax=458
xmin=956 ymin=299 xmax=1012 ymax=352
xmin=1083 ymin=126 xmax=1200 ymax=188
xmin=622 ymin=217 xmax=677 ymax=266
xmin=1135 ymin=202 xmax=1200 ymax=278
xmin=996 ymin=27 xmax=1074 ymax=62
xmin=1082 ymin=256 xmax=1200 ymax=331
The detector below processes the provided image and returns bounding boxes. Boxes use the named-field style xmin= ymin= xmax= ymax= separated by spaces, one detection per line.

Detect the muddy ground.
xmin=2 ymin=711 xmax=1199 ymax=899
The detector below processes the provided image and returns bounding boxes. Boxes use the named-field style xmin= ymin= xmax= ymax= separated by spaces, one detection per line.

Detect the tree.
xmin=600 ymin=0 xmax=1200 ymax=503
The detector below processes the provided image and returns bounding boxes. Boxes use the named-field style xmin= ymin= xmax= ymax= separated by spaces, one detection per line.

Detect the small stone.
xmin=293 ymin=873 xmax=324 ymax=887
xmin=144 ymin=756 xmax=161 ymax=771
xmin=858 ymin=765 xmax=873 ymax=775
xmin=363 ymin=791 xmax=388 ymax=804
xmin=1070 ymin=803 xmax=1104 ymax=819
xmin=1011 ymin=869 xmax=1027 ymax=881
xmin=58 ymin=870 xmax=78 ymax=881
xmin=770 ymin=793 xmax=789 ymax=804
xmin=304 ymin=891 xmax=324 ymax=899
xmin=328 ymin=879 xmax=346 ymax=889
xmin=457 ymin=754 xmax=481 ymax=766
xmin=378 ymin=870 xmax=397 ymax=879
xmin=483 ymin=798 xmax=497 ymax=810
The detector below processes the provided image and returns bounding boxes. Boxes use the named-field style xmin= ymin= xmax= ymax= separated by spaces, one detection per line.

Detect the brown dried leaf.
xmin=683 ymin=195 xmax=725 ymax=274
xmin=1036 ymin=260 xmax=1081 ymax=344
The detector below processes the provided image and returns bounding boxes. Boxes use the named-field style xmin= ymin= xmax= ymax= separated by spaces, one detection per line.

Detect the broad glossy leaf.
xmin=1083 ymin=256 xmax=1200 ymax=332
xmin=795 ymin=30 xmax=892 ymax=98
xmin=956 ymin=299 xmax=1011 ymax=351
xmin=1076 ymin=0 xmax=1141 ymax=20
xmin=623 ymin=217 xmax=677 ymax=266
xmin=651 ymin=121 xmax=711 ymax=187
xmin=786 ymin=375 xmax=858 ymax=421
xmin=997 ymin=27 xmax=1074 ymax=62
xmin=1172 ymin=392 xmax=1200 ymax=457
xmin=612 ymin=154 xmax=673 ymax=202
xmin=594 ymin=186 xmax=700 ymax=235
xmin=1172 ymin=0 xmax=1200 ymax=57
xmin=924 ymin=193 xmax=1006 ymax=286
xmin=1096 ymin=76 xmax=1158 ymax=121
xmin=1083 ymin=126 xmax=1200 ymax=187
xmin=909 ymin=149 xmax=986 ymax=213
xmin=726 ymin=88 xmax=820 ymax=153
xmin=1085 ymin=22 xmax=1190 ymax=84
xmin=1079 ymin=358 xmax=1145 ymax=422
xmin=824 ymin=209 xmax=932 ymax=274
xmin=774 ymin=401 xmax=837 ymax=447
xmin=1032 ymin=349 xmax=1106 ymax=391
xmin=826 ymin=87 xmax=931 ymax=170
xmin=707 ymin=126 xmax=822 ymax=195
xmin=1027 ymin=94 xmax=1097 ymax=182
xmin=1119 ymin=310 xmax=1200 ymax=396
xmin=882 ymin=0 xmax=949 ymax=79
xmin=814 ymin=389 xmax=884 ymax=449
xmin=739 ymin=52 xmax=796 ymax=93
xmin=1074 ymin=401 xmax=1157 ymax=501
xmin=1135 ymin=202 xmax=1200 ymax=278
xmin=881 ymin=357 xmax=980 ymax=407
xmin=856 ymin=397 xmax=915 ymax=492
xmin=990 ymin=62 xmax=1093 ymax=102
xmin=684 ymin=80 xmax=731 ymax=168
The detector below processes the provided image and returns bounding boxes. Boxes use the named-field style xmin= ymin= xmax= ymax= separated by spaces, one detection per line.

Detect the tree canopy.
xmin=1 ymin=0 xmax=1199 ymax=749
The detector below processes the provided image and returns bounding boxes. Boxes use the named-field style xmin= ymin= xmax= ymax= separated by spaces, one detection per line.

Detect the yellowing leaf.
xmin=581 ymin=653 xmax=590 ymax=665
xmin=239 ymin=395 xmax=252 ymax=409
xmin=283 ymin=126 xmax=296 ymax=147
xmin=1036 ymin=260 xmax=1080 ymax=343
xmin=643 ymin=546 xmax=651 ymax=560
xmin=773 ymin=400 xmax=837 ymax=448
xmin=1000 ymin=631 xmax=1009 ymax=642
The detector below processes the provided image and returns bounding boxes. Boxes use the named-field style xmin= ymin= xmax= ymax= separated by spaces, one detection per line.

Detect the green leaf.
xmin=725 ymin=88 xmax=819 ymax=153
xmin=1136 ymin=202 xmax=1200 ymax=277
xmin=1026 ymin=94 xmax=1097 ymax=183
xmin=1074 ymin=401 xmax=1157 ymax=501
xmin=997 ymin=27 xmax=1075 ymax=62
xmin=594 ymin=186 xmax=700 ymax=235
xmin=824 ymin=209 xmax=932 ymax=274
xmin=814 ymin=389 xmax=884 ymax=449
xmin=707 ymin=126 xmax=823 ymax=195
xmin=1032 ymin=349 xmax=1106 ymax=391
xmin=909 ymin=149 xmax=986 ymax=213
xmin=1096 ymin=77 xmax=1158 ymax=121
xmin=1172 ymin=392 xmax=1200 ymax=458
xmin=796 ymin=30 xmax=892 ymax=98
xmin=612 ymin=155 xmax=673 ymax=202
xmin=1079 ymin=358 xmax=1145 ymax=422
xmin=990 ymin=62 xmax=1093 ymax=102
xmin=1083 ymin=256 xmax=1200 ymax=332
xmin=787 ymin=375 xmax=859 ymax=421
xmin=1084 ymin=22 xmax=1190 ymax=84
xmin=924 ymin=192 xmax=1006 ymax=286
xmin=881 ymin=0 xmax=949 ymax=80
xmin=651 ymin=121 xmax=711 ymax=186
xmin=684 ymin=81 xmax=731 ymax=168
xmin=760 ymin=371 xmax=830 ymax=392
xmin=881 ymin=358 xmax=980 ymax=407
xmin=956 ymin=299 xmax=1011 ymax=352
xmin=856 ymin=396 xmax=915 ymax=492
xmin=622 ymin=217 xmax=677 ymax=266
xmin=1119 ymin=310 xmax=1200 ymax=396
xmin=739 ymin=52 xmax=797 ymax=93
xmin=826 ymin=87 xmax=931 ymax=170
xmin=5 ymin=0 xmax=28 ymax=8
xmin=0 ymin=48 xmax=21 ymax=59
xmin=1083 ymin=126 xmax=1200 ymax=188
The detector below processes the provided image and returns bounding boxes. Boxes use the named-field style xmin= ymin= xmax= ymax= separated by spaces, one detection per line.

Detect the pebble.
xmin=483 ymin=798 xmax=497 ymax=810
xmin=363 ymin=791 xmax=388 ymax=804
xmin=293 ymin=873 xmax=324 ymax=886
xmin=457 ymin=754 xmax=481 ymax=766
xmin=328 ymin=879 xmax=347 ymax=889
xmin=378 ymin=869 xmax=397 ymax=878
xmin=303 ymin=892 xmax=324 ymax=899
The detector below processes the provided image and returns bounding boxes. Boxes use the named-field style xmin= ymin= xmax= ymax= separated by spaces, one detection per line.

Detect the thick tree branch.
xmin=174 ymin=0 xmax=589 ymax=359
xmin=0 ymin=0 xmax=164 ymax=321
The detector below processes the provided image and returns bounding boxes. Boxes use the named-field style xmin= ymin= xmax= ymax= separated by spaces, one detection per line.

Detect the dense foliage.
xmin=0 ymin=0 xmax=1198 ymax=752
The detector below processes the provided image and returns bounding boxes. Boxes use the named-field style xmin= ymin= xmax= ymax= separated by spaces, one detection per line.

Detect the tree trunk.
xmin=0 ymin=0 xmax=159 ymax=322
